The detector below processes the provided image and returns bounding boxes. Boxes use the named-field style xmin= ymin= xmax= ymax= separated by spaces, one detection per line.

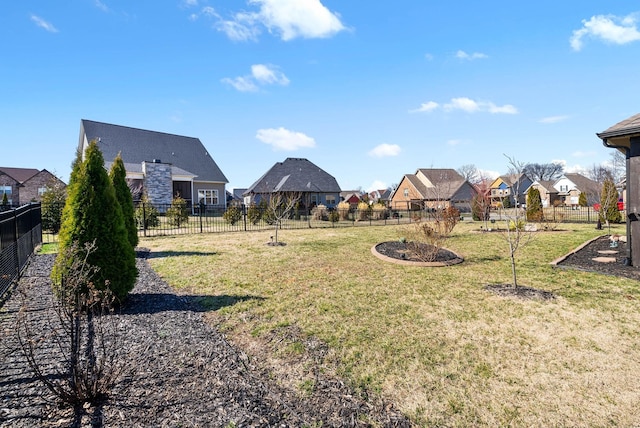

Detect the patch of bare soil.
xmin=0 ymin=253 xmax=410 ymax=427
xmin=484 ymin=284 xmax=556 ymax=300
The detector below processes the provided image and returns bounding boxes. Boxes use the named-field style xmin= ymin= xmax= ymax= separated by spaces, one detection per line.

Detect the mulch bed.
xmin=373 ymin=241 xmax=463 ymax=266
xmin=554 ymin=234 xmax=640 ymax=281
xmin=0 ymin=253 xmax=410 ymax=427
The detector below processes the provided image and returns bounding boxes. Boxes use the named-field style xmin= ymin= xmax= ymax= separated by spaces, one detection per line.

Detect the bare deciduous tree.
xmin=17 ymin=241 xmax=126 ymax=423
xmin=265 ymin=191 xmax=302 ymax=245
xmin=523 ymin=162 xmax=564 ymax=182
xmin=457 ymin=164 xmax=481 ymax=185
xmin=499 ymin=156 xmax=536 ymax=288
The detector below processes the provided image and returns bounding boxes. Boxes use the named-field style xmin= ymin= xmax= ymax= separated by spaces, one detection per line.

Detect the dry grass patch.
xmin=140 ymin=223 xmax=640 ymax=427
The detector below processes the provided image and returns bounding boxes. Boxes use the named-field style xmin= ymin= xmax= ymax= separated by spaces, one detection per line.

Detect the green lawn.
xmin=140 ymin=222 xmax=640 ymax=427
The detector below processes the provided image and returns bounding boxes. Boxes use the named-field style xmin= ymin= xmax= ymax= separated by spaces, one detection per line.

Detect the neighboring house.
xmin=489 ymin=173 xmax=533 ymax=208
xmin=340 ymin=191 xmax=363 ymax=208
xmin=243 ymin=158 xmax=341 ymax=208
xmin=526 ymin=180 xmax=558 ymax=208
xmin=553 ymin=173 xmax=599 ymax=207
xmin=0 ymin=167 xmax=66 ymax=206
xmin=368 ymin=189 xmax=391 ymax=205
xmin=79 ymin=119 xmax=228 ymax=209
xmin=227 ymin=188 xmax=247 ymax=207
xmin=389 ymin=168 xmax=476 ymax=212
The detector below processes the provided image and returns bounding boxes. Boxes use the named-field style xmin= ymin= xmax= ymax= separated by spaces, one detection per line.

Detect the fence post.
xmin=199 ymin=201 xmax=204 ymax=233
xmin=243 ymin=204 xmax=247 ymax=232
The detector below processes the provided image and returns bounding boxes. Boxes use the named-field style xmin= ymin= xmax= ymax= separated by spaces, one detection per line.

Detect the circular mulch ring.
xmin=371 ymin=241 xmax=463 ymax=267
xmin=485 ymin=284 xmax=556 ymax=300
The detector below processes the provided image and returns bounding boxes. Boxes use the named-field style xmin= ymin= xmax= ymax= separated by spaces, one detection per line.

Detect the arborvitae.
xmin=600 ymin=178 xmax=622 ymax=224
xmin=526 ymin=187 xmax=543 ymax=221
xmin=578 ymin=191 xmax=587 ymax=207
xmin=52 ymin=140 xmax=137 ymax=301
xmin=110 ymin=153 xmax=138 ymax=248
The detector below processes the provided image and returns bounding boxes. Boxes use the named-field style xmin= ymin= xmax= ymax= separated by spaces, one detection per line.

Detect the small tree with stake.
xmin=497 ymin=155 xmax=536 ymax=289
xmin=265 ymin=191 xmax=301 ymax=245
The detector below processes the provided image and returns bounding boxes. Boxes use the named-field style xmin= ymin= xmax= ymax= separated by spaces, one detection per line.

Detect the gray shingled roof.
xmin=562 ymin=173 xmax=598 ymax=193
xmin=597 ymin=113 xmax=640 ymax=139
xmin=80 ymin=119 xmax=228 ymax=183
xmin=245 ymin=158 xmax=341 ymax=194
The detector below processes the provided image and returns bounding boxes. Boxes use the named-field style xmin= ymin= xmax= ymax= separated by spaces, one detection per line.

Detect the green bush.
xmin=328 ymin=210 xmax=339 ymax=223
xmin=41 ymin=182 xmax=66 ymax=233
xmin=526 ymin=187 xmax=543 ymax=222
xmin=247 ymin=203 xmax=262 ymax=225
xmin=135 ymin=194 xmax=160 ymax=228
xmin=578 ymin=192 xmax=587 ymax=207
xmin=52 ymin=139 xmax=137 ymax=301
xmin=110 ymin=154 xmax=138 ymax=248
xmin=600 ymin=179 xmax=622 ymax=224
xmin=167 ymin=196 xmax=189 ymax=227
xmin=223 ymin=206 xmax=242 ymax=225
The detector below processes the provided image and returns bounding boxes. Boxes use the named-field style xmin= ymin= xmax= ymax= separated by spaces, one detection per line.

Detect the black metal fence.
xmin=0 ymin=203 xmax=42 ymax=301
xmin=38 ymin=202 xmax=615 ymax=243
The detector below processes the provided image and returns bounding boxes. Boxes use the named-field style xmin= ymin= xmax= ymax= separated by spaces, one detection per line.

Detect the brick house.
xmin=79 ymin=119 xmax=228 ymax=209
xmin=0 ymin=167 xmax=66 ymax=206
xmin=389 ymin=168 xmax=475 ymax=212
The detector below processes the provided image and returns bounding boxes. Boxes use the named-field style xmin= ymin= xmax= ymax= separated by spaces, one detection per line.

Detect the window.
xmin=325 ymin=195 xmax=336 ymax=206
xmin=0 ymin=186 xmax=12 ymax=204
xmin=38 ymin=187 xmax=47 ymax=196
xmin=403 ymin=188 xmax=409 ymax=197
xmin=310 ymin=194 xmax=318 ymax=206
xmin=198 ymin=189 xmax=218 ymax=205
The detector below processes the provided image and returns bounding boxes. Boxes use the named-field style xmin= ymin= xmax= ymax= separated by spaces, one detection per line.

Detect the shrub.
xmin=336 ymin=201 xmax=351 ymax=221
xmin=356 ymin=201 xmax=370 ymax=221
xmin=41 ymin=182 xmax=66 ymax=234
xmin=328 ymin=209 xmax=339 ymax=223
xmin=578 ymin=192 xmax=587 ymax=207
xmin=600 ymin=178 xmax=622 ymax=224
xmin=526 ymin=187 xmax=543 ymax=222
xmin=110 ymin=154 xmax=138 ymax=248
xmin=167 ymin=195 xmax=189 ymax=227
xmin=52 ymin=139 xmax=137 ymax=301
xmin=223 ymin=205 xmax=242 ymax=225
xmin=135 ymin=194 xmax=160 ymax=229
xmin=247 ymin=203 xmax=262 ymax=225
xmin=311 ymin=204 xmax=328 ymax=221
xmin=371 ymin=203 xmax=387 ymax=220
xmin=441 ymin=207 xmax=460 ymax=234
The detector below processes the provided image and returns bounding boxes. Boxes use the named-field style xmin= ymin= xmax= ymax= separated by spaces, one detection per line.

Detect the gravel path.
xmin=0 ymin=253 xmax=410 ymax=427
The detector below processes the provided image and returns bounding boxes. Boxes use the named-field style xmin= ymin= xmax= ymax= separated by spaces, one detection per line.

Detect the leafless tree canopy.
xmin=456 ymin=164 xmax=481 ymax=184
xmin=522 ymin=162 xmax=564 ymax=182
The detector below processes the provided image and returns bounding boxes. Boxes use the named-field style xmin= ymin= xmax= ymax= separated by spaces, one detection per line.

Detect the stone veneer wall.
xmin=143 ymin=161 xmax=173 ymax=207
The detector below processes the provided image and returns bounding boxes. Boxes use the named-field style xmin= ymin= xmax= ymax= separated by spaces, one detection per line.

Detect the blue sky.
xmin=2 ymin=1 xmax=640 ymax=192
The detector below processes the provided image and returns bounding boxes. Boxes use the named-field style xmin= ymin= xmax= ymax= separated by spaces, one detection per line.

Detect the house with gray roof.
xmin=79 ymin=119 xmax=228 ymax=209
xmin=243 ymin=158 xmax=341 ymax=209
xmin=389 ymin=168 xmax=476 ymax=212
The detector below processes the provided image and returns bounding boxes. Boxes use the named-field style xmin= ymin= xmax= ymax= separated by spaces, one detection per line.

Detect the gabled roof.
xmin=0 ymin=167 xmax=40 ymax=183
xmin=536 ymin=180 xmax=557 ymax=192
xmin=79 ymin=119 xmax=228 ymax=183
xmin=396 ymin=169 xmax=467 ymax=201
xmin=245 ymin=158 xmax=341 ymax=194
xmin=558 ymin=173 xmax=598 ymax=193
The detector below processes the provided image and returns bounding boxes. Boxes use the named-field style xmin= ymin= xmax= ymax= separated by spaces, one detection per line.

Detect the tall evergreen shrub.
xmin=52 ymin=140 xmax=137 ymax=301
xmin=526 ymin=187 xmax=543 ymax=221
xmin=109 ymin=154 xmax=138 ymax=248
xmin=600 ymin=178 xmax=622 ymax=224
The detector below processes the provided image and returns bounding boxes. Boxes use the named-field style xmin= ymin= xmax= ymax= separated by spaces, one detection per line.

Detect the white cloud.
xmin=256 ymin=127 xmax=316 ymax=151
xmin=368 ymin=143 xmax=401 ymax=158
xmin=446 ymin=139 xmax=463 ymax=146
xmin=183 ymin=0 xmax=198 ymax=6
xmin=444 ymin=97 xmax=517 ymax=114
xmin=571 ymin=13 xmax=640 ymax=51
xmin=424 ymin=53 xmax=434 ymax=61
xmin=208 ymin=0 xmax=345 ymax=41
xmin=95 ymin=0 xmax=109 ymax=12
xmin=221 ymin=76 xmax=259 ymax=92
xmin=366 ymin=180 xmax=387 ymax=193
xmin=409 ymin=101 xmax=439 ymax=113
xmin=539 ymin=115 xmax=569 ymax=124
xmin=478 ymin=169 xmax=500 ymax=180
xmin=30 ymin=15 xmax=58 ymax=33
xmin=222 ymin=64 xmax=289 ymax=91
xmin=251 ymin=64 xmax=290 ymax=85
xmin=455 ymin=50 xmax=488 ymax=60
